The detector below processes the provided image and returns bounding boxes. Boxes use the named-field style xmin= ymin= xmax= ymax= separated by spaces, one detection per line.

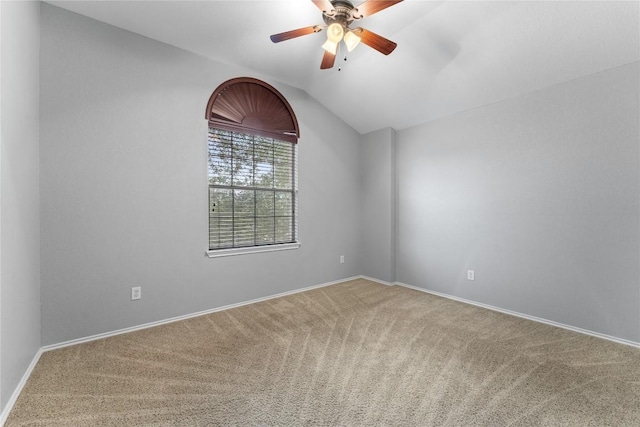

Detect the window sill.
xmin=206 ymin=242 xmax=301 ymax=258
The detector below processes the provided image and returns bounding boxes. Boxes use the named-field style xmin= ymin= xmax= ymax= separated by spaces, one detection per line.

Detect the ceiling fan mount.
xmin=322 ymin=0 xmax=356 ymax=26
xmin=270 ymin=0 xmax=403 ymax=70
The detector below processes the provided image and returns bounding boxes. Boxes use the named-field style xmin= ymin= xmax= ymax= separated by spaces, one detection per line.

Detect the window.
xmin=205 ymin=77 xmax=300 ymax=257
xmin=208 ymin=129 xmax=297 ymax=250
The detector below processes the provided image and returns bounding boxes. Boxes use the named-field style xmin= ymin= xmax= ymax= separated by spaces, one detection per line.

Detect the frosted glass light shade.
xmin=344 ymin=30 xmax=361 ymax=52
xmin=322 ymin=39 xmax=338 ymax=55
xmin=326 ymin=23 xmax=344 ymax=43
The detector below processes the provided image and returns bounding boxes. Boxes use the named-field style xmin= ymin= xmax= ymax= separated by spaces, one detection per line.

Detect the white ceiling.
xmin=47 ymin=0 xmax=639 ymax=134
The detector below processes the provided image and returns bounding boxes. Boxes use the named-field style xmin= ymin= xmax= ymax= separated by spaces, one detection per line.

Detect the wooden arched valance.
xmin=205 ymin=77 xmax=300 ymax=143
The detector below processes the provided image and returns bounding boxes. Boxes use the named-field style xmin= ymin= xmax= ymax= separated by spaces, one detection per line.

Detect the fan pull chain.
xmin=339 ymin=54 xmax=348 ymax=71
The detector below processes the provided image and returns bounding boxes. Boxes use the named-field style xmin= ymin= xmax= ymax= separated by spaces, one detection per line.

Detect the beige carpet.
xmin=6 ymin=279 xmax=640 ymax=426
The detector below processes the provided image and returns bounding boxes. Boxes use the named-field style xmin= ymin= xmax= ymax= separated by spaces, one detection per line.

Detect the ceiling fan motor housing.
xmin=323 ymin=0 xmax=358 ymax=28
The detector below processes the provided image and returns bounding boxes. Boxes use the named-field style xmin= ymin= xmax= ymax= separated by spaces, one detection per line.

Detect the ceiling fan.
xmin=270 ymin=0 xmax=403 ymax=69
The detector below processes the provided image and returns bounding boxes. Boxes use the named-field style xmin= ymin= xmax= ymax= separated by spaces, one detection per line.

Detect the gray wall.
xmin=40 ymin=4 xmax=362 ymax=346
xmin=0 ymin=0 xmax=41 ymax=411
xmin=397 ymin=62 xmax=640 ymax=342
xmin=360 ymin=128 xmax=396 ymax=283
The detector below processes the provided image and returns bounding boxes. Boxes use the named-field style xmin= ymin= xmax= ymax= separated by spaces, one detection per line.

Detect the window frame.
xmin=207 ymin=129 xmax=299 ymax=257
xmin=204 ymin=78 xmax=301 ymax=258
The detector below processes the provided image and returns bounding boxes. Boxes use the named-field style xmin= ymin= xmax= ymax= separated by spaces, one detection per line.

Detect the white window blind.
xmin=208 ymin=128 xmax=298 ymax=250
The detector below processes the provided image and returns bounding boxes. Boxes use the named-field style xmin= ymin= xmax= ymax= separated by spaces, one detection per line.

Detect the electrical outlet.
xmin=467 ymin=270 xmax=475 ymax=281
xmin=340 ymin=255 xmax=345 ymax=264
xmin=131 ymin=286 xmax=141 ymax=300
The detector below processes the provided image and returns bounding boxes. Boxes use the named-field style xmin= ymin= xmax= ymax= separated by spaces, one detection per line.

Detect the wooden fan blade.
xmin=320 ymin=50 xmax=336 ymax=69
xmin=270 ymin=26 xmax=323 ymax=43
xmin=352 ymin=0 xmax=403 ymax=19
xmin=357 ymin=28 xmax=397 ymax=55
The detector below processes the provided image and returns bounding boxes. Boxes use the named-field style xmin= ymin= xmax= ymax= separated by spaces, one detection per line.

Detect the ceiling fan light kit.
xmin=270 ymin=0 xmax=403 ymax=69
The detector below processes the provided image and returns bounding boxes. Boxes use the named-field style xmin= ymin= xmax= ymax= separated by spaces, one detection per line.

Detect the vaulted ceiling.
xmin=47 ymin=1 xmax=639 ymax=134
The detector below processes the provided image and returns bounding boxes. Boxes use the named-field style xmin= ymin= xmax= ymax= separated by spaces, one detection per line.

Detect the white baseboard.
xmin=0 ymin=348 xmax=43 ymax=426
xmin=396 ymin=281 xmax=640 ymax=349
xmin=42 ymin=275 xmax=362 ymax=352
xmin=358 ymin=275 xmax=395 ymax=286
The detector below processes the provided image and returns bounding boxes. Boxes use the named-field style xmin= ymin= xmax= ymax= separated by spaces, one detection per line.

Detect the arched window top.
xmin=205 ymin=77 xmax=300 ymax=143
